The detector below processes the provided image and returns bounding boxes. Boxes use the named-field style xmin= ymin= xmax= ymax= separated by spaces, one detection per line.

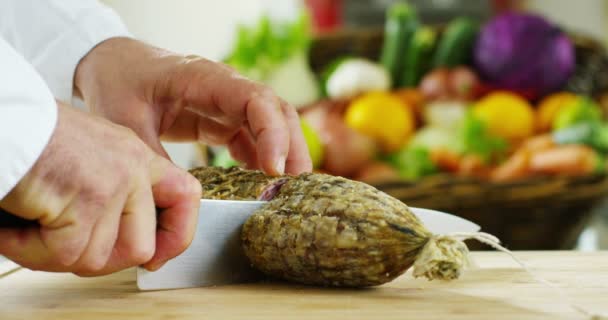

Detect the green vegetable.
xmin=456 ymin=111 xmax=508 ymax=161
xmin=212 ymin=148 xmax=240 ymax=168
xmin=552 ymin=97 xmax=602 ymax=130
xmin=380 ymin=2 xmax=418 ymax=86
xmin=225 ymin=13 xmax=310 ymax=78
xmin=224 ymin=13 xmax=319 ymax=106
xmin=386 ymin=146 xmax=437 ymax=180
xmin=400 ymin=26 xmax=437 ymax=87
xmin=433 ymin=17 xmax=479 ymax=68
xmin=553 ymin=122 xmax=608 ymax=153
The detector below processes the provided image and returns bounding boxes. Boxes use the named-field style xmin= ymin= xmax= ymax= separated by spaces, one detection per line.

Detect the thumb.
xmin=0 ymin=228 xmax=54 ymax=271
xmin=144 ymin=154 xmax=201 ymax=271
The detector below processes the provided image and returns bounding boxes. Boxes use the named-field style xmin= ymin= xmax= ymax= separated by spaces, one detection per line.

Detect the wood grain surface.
xmin=1 ymin=251 xmax=607 ymax=320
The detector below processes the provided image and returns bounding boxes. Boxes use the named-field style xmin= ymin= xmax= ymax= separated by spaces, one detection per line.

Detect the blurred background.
xmin=100 ymin=0 xmax=608 ymax=251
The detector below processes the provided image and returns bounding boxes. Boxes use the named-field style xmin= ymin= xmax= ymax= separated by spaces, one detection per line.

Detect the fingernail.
xmin=275 ymin=155 xmax=286 ymax=175
xmin=145 ymin=261 xmax=164 ymax=272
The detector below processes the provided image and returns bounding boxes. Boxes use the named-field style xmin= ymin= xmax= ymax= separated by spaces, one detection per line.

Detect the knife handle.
xmin=0 ymin=208 xmax=38 ymax=228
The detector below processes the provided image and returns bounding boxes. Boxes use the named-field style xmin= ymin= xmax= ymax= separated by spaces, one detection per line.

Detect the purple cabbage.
xmin=474 ymin=12 xmax=575 ymax=96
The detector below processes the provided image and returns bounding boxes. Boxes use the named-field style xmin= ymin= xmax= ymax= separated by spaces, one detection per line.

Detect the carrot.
xmin=459 ymin=154 xmax=492 ymax=179
xmin=491 ymin=149 xmax=531 ymax=182
xmin=520 ymin=134 xmax=556 ymax=153
xmin=529 ymin=145 xmax=598 ymax=175
xmin=430 ymin=148 xmax=461 ymax=173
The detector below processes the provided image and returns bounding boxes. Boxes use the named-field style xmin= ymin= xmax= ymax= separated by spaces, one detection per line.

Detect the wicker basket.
xmin=306 ymin=27 xmax=608 ymax=250
xmin=374 ymin=174 xmax=608 ymax=250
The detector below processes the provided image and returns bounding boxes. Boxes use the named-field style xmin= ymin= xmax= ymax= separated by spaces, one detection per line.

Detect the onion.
xmin=419 ymin=68 xmax=451 ymax=101
xmin=322 ymin=113 xmax=377 ymax=177
xmin=449 ymin=66 xmax=480 ymax=101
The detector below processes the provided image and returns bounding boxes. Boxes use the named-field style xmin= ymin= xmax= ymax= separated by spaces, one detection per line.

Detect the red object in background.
xmin=492 ymin=0 xmax=524 ymax=13
xmin=305 ymin=0 xmax=343 ymax=34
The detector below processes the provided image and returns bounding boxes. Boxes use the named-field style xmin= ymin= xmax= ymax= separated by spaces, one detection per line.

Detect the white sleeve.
xmin=0 ymin=38 xmax=58 ymax=199
xmin=0 ymin=0 xmax=131 ymax=103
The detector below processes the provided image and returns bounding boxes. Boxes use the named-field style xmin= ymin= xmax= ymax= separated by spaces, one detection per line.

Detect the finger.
xmin=142 ymin=130 xmax=171 ymax=159
xmin=71 ymin=196 xmax=125 ymax=274
xmin=246 ymin=93 xmax=290 ymax=175
xmin=175 ymin=60 xmax=289 ymax=174
xmin=39 ymin=204 xmax=95 ymax=267
xmin=144 ymin=159 xmax=201 ymax=271
xmin=228 ymin=127 xmax=259 ymax=169
xmin=280 ymin=101 xmax=313 ymax=174
xmin=195 ymin=116 xmax=241 ymax=146
xmin=0 ymin=200 xmax=97 ymax=271
xmin=77 ymin=178 xmax=157 ymax=276
xmin=0 ymin=227 xmax=56 ymax=271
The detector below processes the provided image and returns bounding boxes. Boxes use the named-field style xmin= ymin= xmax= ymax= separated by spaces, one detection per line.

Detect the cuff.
xmin=34 ymin=6 xmax=131 ymax=104
xmin=0 ymin=103 xmax=57 ymax=199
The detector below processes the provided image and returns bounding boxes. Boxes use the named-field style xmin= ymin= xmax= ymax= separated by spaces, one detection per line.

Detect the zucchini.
xmin=380 ymin=2 xmax=418 ymax=86
xmin=433 ymin=17 xmax=479 ymax=68
xmin=400 ymin=26 xmax=437 ymax=87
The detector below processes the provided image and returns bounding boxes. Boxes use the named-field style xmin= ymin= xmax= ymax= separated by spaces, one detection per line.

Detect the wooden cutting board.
xmin=1 ymin=251 xmax=607 ymax=320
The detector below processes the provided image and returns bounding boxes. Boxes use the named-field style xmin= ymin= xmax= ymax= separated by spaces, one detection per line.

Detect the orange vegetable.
xmin=355 ymin=162 xmax=401 ymax=183
xmin=520 ymin=134 xmax=556 ymax=153
xmin=491 ymin=149 xmax=531 ymax=182
xmin=458 ymin=154 xmax=492 ymax=179
xmin=430 ymin=148 xmax=461 ymax=173
xmin=529 ymin=145 xmax=598 ymax=176
xmin=536 ymin=92 xmax=579 ymax=132
xmin=393 ymin=88 xmax=425 ymax=125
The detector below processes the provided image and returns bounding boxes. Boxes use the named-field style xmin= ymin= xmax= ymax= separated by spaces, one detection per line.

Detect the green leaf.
xmin=211 ymin=148 xmax=240 ymax=168
xmin=457 ymin=111 xmax=508 ymax=162
xmin=224 ymin=11 xmax=312 ymax=80
xmin=387 ymin=146 xmax=438 ymax=180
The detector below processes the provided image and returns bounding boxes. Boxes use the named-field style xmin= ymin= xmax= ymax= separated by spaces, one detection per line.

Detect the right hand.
xmin=0 ymin=102 xmax=202 ymax=276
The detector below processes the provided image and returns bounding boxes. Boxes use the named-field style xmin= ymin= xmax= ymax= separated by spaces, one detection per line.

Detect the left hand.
xmin=74 ymin=37 xmax=312 ymax=176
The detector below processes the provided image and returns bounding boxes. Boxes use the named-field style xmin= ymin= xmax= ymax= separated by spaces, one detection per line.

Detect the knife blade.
xmin=136 ymin=199 xmax=480 ymax=291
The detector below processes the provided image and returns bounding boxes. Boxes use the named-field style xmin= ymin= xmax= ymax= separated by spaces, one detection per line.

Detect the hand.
xmin=0 ymin=102 xmax=201 ymax=276
xmin=75 ymin=37 xmax=312 ymax=175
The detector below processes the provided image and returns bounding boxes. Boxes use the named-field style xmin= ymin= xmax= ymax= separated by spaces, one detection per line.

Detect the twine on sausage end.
xmin=413 ymin=231 xmax=606 ymax=320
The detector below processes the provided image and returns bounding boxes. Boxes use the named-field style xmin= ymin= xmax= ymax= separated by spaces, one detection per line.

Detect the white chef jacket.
xmin=0 ymin=0 xmax=130 ymax=199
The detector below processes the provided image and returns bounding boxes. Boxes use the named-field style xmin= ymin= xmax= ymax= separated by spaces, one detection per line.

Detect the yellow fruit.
xmin=473 ymin=91 xmax=535 ymax=141
xmin=344 ymin=91 xmax=415 ymax=152
xmin=300 ymin=119 xmax=324 ymax=168
xmin=536 ymin=92 xmax=579 ymax=132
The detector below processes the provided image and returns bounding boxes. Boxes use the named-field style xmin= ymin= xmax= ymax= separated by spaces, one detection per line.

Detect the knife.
xmin=136 ymin=199 xmax=480 ymax=291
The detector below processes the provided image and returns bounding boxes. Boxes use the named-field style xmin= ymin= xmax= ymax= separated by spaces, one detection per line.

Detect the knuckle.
xmin=255 ymin=86 xmax=277 ymax=100
xmin=216 ymin=61 xmax=236 ymax=73
xmin=120 ymin=131 xmax=148 ymax=160
xmin=84 ymin=187 xmax=117 ymax=208
xmin=177 ymin=232 xmax=194 ymax=256
xmin=79 ymin=256 xmax=107 ymax=273
xmin=129 ymin=244 xmax=155 ymax=265
xmin=188 ymin=174 xmax=203 ymax=198
xmin=42 ymin=229 xmax=86 ymax=267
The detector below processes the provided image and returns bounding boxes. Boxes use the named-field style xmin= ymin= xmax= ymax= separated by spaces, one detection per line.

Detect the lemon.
xmin=473 ymin=91 xmax=535 ymax=141
xmin=345 ymin=91 xmax=415 ymax=152
xmin=300 ymin=119 xmax=324 ymax=168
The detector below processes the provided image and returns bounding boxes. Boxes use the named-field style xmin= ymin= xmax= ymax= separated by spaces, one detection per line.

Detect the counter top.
xmin=2 ymin=251 xmax=607 ymax=320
